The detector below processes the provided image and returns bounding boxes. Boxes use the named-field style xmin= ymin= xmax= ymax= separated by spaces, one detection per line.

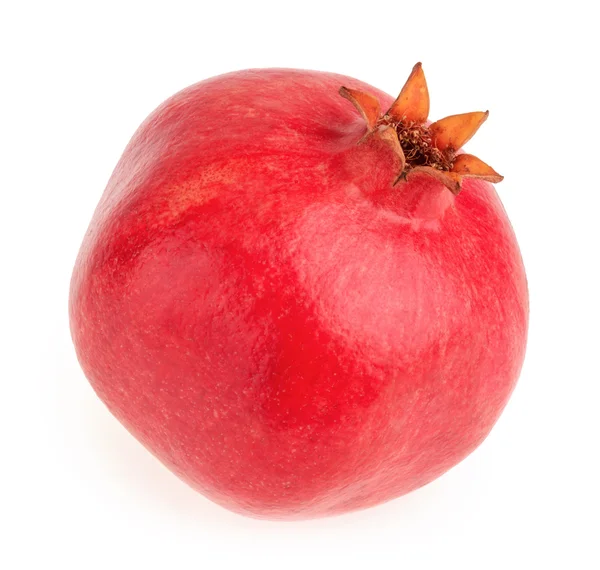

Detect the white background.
xmin=1 ymin=1 xmax=598 ymax=568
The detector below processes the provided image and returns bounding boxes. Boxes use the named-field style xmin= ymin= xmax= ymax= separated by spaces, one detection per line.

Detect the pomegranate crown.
xmin=339 ymin=63 xmax=503 ymax=194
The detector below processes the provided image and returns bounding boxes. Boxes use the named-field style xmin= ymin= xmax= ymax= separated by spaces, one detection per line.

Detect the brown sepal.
xmin=406 ymin=166 xmax=463 ymax=195
xmin=339 ymin=87 xmax=381 ymax=131
xmin=451 ymin=153 xmax=503 ymax=182
xmin=429 ymin=111 xmax=489 ymax=151
xmin=385 ymin=62 xmax=430 ymax=124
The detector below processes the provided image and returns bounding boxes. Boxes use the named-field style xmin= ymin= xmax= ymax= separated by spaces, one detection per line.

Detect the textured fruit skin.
xmin=69 ymin=69 xmax=528 ymax=519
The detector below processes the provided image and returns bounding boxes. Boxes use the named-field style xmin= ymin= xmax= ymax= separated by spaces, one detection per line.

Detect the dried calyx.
xmin=340 ymin=63 xmax=503 ymax=194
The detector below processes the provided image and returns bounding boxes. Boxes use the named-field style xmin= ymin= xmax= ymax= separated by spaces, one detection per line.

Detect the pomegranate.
xmin=70 ymin=63 xmax=528 ymax=519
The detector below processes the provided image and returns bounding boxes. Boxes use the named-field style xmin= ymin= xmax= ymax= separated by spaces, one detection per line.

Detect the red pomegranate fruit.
xmin=70 ymin=64 xmax=528 ymax=519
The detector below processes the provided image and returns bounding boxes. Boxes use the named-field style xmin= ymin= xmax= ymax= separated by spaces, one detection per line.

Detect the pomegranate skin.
xmin=69 ymin=69 xmax=528 ymax=519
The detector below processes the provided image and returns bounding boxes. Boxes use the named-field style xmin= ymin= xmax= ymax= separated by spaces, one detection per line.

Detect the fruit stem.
xmin=339 ymin=63 xmax=503 ymax=194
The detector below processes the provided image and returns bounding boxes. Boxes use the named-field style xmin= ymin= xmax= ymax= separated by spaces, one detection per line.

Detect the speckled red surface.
xmin=69 ymin=69 xmax=528 ymax=519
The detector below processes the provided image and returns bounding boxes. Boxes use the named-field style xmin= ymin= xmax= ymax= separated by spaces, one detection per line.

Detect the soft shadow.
xmin=79 ymin=389 xmax=254 ymax=527
xmin=78 ymin=386 xmax=455 ymax=531
xmin=62 ymin=351 xmax=454 ymax=532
